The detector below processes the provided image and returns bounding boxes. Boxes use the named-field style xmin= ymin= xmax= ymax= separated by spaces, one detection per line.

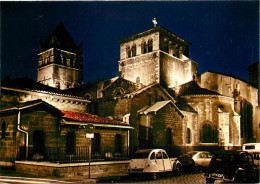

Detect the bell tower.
xmin=118 ymin=24 xmax=197 ymax=88
xmin=37 ymin=22 xmax=83 ymax=90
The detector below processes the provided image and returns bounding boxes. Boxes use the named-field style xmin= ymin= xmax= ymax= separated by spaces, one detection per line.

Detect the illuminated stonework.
xmin=37 ymin=23 xmax=83 ymax=90
xmin=118 ymin=26 xmax=197 ymax=88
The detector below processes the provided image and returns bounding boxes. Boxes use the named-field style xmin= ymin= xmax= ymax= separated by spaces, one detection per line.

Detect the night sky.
xmin=1 ymin=1 xmax=259 ymax=84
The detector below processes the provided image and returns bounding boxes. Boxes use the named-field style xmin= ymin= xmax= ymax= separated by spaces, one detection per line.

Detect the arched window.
xmin=163 ymin=38 xmax=169 ymax=53
xmin=141 ymin=41 xmax=147 ymax=54
xmin=186 ymin=128 xmax=191 ymax=144
xmin=148 ymin=39 xmax=153 ymax=52
xmin=66 ymin=131 xmax=75 ymax=155
xmin=201 ymin=123 xmax=217 ymax=143
xmin=126 ymin=45 xmax=131 ymax=58
xmin=56 ymin=82 xmax=60 ymax=89
xmin=136 ymin=76 xmax=140 ymax=83
xmin=84 ymin=93 xmax=91 ymax=100
xmin=166 ymin=128 xmax=172 ymax=145
xmin=2 ymin=121 xmax=6 ymax=139
xmin=132 ymin=44 xmax=136 ymax=57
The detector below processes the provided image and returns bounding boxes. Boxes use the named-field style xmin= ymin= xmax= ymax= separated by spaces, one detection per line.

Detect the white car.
xmin=177 ymin=151 xmax=212 ymax=172
xmin=128 ymin=149 xmax=181 ymax=179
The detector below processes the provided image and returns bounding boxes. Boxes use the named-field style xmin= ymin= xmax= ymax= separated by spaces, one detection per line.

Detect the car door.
xmin=162 ymin=151 xmax=172 ymax=171
xmin=202 ymin=153 xmax=212 ymax=167
xmin=243 ymin=153 xmax=257 ymax=182
xmin=156 ymin=151 xmax=165 ymax=171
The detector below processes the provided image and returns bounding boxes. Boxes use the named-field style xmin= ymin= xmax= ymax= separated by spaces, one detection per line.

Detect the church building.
xmin=0 ymin=21 xmax=259 ymax=165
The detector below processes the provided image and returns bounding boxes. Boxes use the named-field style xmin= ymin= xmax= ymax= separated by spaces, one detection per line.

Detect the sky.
xmin=1 ymin=1 xmax=259 ymax=84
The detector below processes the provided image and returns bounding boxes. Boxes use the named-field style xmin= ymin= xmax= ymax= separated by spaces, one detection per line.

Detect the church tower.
xmin=37 ymin=22 xmax=83 ymax=90
xmin=118 ymin=23 xmax=197 ymax=88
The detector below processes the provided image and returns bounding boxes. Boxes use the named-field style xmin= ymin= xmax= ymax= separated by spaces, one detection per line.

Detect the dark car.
xmin=177 ymin=151 xmax=212 ymax=172
xmin=205 ymin=150 xmax=259 ymax=183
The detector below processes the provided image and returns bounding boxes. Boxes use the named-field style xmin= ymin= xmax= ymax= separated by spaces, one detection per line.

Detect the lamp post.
xmin=86 ymin=124 xmax=95 ymax=179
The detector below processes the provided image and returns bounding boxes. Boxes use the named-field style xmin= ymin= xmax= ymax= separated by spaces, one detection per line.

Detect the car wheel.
xmin=151 ymin=172 xmax=157 ymax=180
xmin=206 ymin=178 xmax=215 ymax=183
xmin=197 ymin=166 xmax=203 ymax=173
xmin=175 ymin=164 xmax=181 ymax=176
xmin=234 ymin=171 xmax=245 ymax=183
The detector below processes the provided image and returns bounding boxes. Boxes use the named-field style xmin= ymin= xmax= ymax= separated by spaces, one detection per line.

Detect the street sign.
xmin=86 ymin=133 xmax=94 ymax=139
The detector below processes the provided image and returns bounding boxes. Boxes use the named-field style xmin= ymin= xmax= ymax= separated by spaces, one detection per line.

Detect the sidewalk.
xmin=0 ymin=167 xmax=128 ymax=183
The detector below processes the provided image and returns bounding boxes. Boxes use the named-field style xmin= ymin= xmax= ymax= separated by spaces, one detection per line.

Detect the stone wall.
xmin=182 ymin=95 xmax=240 ymax=146
xmin=119 ymin=52 xmax=160 ymax=86
xmin=15 ymin=161 xmax=130 ymax=177
xmin=160 ymin=52 xmax=196 ymax=88
xmin=96 ymin=85 xmax=175 ymax=148
xmin=37 ymin=64 xmax=83 ymax=90
xmin=200 ymin=71 xmax=258 ymax=143
xmin=0 ymin=88 xmax=89 ymax=113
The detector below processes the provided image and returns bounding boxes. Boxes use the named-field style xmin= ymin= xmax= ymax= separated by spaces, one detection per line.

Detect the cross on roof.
xmin=152 ymin=18 xmax=157 ymax=27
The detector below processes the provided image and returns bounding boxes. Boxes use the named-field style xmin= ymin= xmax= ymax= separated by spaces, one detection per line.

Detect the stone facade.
xmin=200 ymin=71 xmax=259 ymax=143
xmin=1 ymin=23 xmax=259 ymax=172
xmin=37 ymin=22 xmax=83 ymax=90
xmin=0 ymin=99 xmax=131 ymax=163
xmin=118 ymin=26 xmax=197 ymax=88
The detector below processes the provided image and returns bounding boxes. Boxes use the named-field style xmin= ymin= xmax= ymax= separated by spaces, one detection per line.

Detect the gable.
xmin=0 ymin=99 xmax=63 ymax=117
xmin=100 ymin=77 xmax=137 ymax=99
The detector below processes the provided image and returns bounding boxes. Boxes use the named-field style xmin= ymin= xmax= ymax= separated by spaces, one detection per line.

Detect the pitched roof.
xmin=118 ymin=25 xmax=191 ymax=45
xmin=39 ymin=22 xmax=81 ymax=53
xmin=138 ymin=100 xmax=184 ymax=118
xmin=0 ymin=99 xmax=63 ymax=116
xmin=179 ymin=81 xmax=220 ymax=96
xmin=62 ymin=111 xmax=129 ymax=126
xmin=139 ymin=100 xmax=172 ymax=115
xmin=1 ymin=78 xmax=86 ymax=99
xmin=175 ymin=97 xmax=196 ymax=113
xmin=202 ymin=70 xmax=249 ymax=85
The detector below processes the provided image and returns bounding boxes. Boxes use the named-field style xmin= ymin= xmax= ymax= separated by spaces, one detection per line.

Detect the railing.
xmin=17 ymin=145 xmax=242 ymax=163
xmin=17 ymin=146 xmax=130 ymax=163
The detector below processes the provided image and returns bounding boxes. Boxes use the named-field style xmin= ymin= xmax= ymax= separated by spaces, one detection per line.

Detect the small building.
xmin=0 ymin=99 xmax=132 ymax=164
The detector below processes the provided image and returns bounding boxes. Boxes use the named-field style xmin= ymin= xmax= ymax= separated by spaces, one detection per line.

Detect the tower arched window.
xmin=132 ymin=44 xmax=136 ymax=57
xmin=201 ymin=123 xmax=217 ymax=143
xmin=2 ymin=121 xmax=6 ymax=139
xmin=186 ymin=128 xmax=191 ymax=144
xmin=163 ymin=38 xmax=169 ymax=53
xmin=148 ymin=39 xmax=153 ymax=52
xmin=56 ymin=82 xmax=60 ymax=89
xmin=126 ymin=45 xmax=131 ymax=58
xmin=136 ymin=76 xmax=140 ymax=83
xmin=141 ymin=41 xmax=147 ymax=54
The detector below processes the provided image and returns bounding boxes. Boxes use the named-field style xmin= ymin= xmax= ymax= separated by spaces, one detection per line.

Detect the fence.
xmin=17 ymin=146 xmax=130 ymax=163
xmin=17 ymin=145 xmax=241 ymax=163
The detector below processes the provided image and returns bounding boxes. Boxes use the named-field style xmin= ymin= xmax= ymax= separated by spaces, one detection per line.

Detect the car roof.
xmin=215 ymin=150 xmax=247 ymax=155
xmin=135 ymin=149 xmax=165 ymax=154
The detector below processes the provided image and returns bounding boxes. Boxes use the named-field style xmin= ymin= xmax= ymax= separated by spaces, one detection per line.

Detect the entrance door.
xmin=33 ymin=130 xmax=45 ymax=155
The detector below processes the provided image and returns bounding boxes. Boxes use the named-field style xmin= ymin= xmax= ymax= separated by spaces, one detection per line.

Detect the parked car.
xmin=128 ymin=149 xmax=181 ymax=180
xmin=177 ymin=151 xmax=212 ymax=172
xmin=243 ymin=143 xmax=260 ymax=166
xmin=205 ymin=150 xmax=259 ymax=183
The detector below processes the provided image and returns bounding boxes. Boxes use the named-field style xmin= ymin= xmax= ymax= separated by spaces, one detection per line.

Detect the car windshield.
xmin=133 ymin=150 xmax=151 ymax=159
xmin=179 ymin=152 xmax=196 ymax=158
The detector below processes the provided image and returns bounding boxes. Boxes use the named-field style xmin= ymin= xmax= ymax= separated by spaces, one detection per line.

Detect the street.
xmin=0 ymin=167 xmax=206 ymax=184
xmin=97 ymin=172 xmax=205 ymax=183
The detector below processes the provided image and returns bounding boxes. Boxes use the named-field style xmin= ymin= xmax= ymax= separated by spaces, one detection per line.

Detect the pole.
xmin=89 ymin=138 xmax=91 ymax=179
